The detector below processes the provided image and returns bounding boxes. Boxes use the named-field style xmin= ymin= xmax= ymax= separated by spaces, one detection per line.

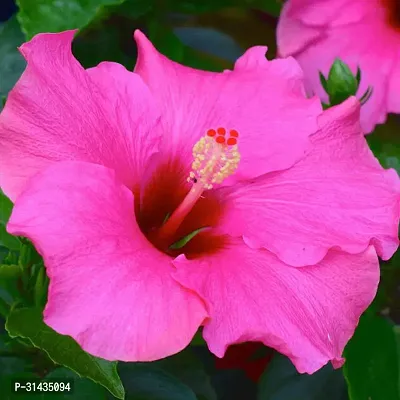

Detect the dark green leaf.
xmin=258 ymin=353 xmax=348 ymax=400
xmin=170 ymin=227 xmax=209 ymax=249
xmin=244 ymin=0 xmax=283 ymax=17
xmin=0 ymin=223 xmax=21 ymax=251
xmin=213 ymin=368 xmax=256 ymax=400
xmin=343 ymin=314 xmax=399 ymax=400
xmin=16 ymin=0 xmax=128 ymax=39
xmin=111 ymin=0 xmax=153 ymax=18
xmin=33 ymin=266 xmax=48 ymax=308
xmin=396 ymin=326 xmax=400 ymax=395
xmin=0 ymin=356 xmax=37 ymax=399
xmin=148 ymin=21 xmax=185 ymax=63
xmin=170 ymin=0 xmax=282 ymax=15
xmin=0 ymin=297 xmax=9 ymax=318
xmin=118 ymin=362 xmax=197 ymax=400
xmin=18 ymin=240 xmax=42 ymax=269
xmin=0 ymin=17 xmax=26 ymax=107
xmin=5 ymin=307 xmax=125 ymax=399
xmin=0 ymin=246 xmax=10 ymax=265
xmin=167 ymin=0 xmax=232 ymax=14
xmin=0 ymin=331 xmax=37 ymax=399
xmin=155 ymin=348 xmax=217 ymax=400
xmin=367 ymin=114 xmax=400 ymax=174
xmin=0 ymin=189 xmax=14 ymax=224
xmin=0 ymin=264 xmax=23 ymax=306
xmin=0 ymin=192 xmax=19 ymax=254
xmin=26 ymin=367 xmax=109 ymax=399
xmin=190 ymin=329 xmax=207 ymax=346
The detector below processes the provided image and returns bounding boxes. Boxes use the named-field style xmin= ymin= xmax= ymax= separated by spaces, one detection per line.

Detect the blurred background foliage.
xmin=0 ymin=0 xmax=399 ymax=399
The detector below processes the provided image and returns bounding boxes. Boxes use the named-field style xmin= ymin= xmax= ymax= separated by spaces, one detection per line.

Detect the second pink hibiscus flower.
xmin=277 ymin=0 xmax=400 ymax=133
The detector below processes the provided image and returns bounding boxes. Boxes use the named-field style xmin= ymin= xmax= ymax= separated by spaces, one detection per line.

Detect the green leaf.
xmin=190 ymin=328 xmax=207 ymax=346
xmin=16 ymin=0 xmax=128 ymax=39
xmin=213 ymin=368 xmax=256 ymax=400
xmin=343 ymin=314 xmax=399 ymax=400
xmin=247 ymin=0 xmax=283 ymax=17
xmin=0 ymin=192 xmax=21 ymax=252
xmin=0 ymin=331 xmax=38 ymax=399
xmin=326 ymin=59 xmax=358 ymax=106
xmin=170 ymin=227 xmax=209 ymax=249
xmin=154 ymin=348 xmax=217 ymax=400
xmin=169 ymin=0 xmax=233 ymax=14
xmin=0 ymin=17 xmax=26 ymax=106
xmin=0 ymin=223 xmax=21 ymax=251
xmin=0 ymin=356 xmax=37 ymax=399
xmin=367 ymin=114 xmax=400 ymax=174
xmin=148 ymin=21 xmax=185 ymax=63
xmin=5 ymin=307 xmax=125 ymax=399
xmin=0 ymin=264 xmax=23 ymax=306
xmin=33 ymin=266 xmax=48 ymax=308
xmin=258 ymin=352 xmax=348 ymax=400
xmin=396 ymin=326 xmax=400 ymax=396
xmin=28 ymin=367 xmax=109 ymax=399
xmin=119 ymin=362 xmax=197 ymax=400
xmin=72 ymin=3 xmax=146 ymax=69
xmin=18 ymin=240 xmax=42 ymax=270
xmin=0 ymin=190 xmax=13 ymax=224
xmin=110 ymin=0 xmax=153 ymax=19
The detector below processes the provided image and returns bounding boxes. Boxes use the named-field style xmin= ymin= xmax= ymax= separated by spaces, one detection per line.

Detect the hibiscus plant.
xmin=0 ymin=1 xmax=399 ymax=400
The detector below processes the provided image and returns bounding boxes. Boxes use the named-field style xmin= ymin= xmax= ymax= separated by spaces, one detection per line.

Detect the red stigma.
xmin=207 ymin=129 xmax=216 ymax=137
xmin=230 ymin=129 xmax=239 ymax=138
xmin=227 ymin=137 xmax=237 ymax=146
xmin=216 ymin=136 xmax=226 ymax=144
xmin=217 ymin=127 xmax=226 ymax=136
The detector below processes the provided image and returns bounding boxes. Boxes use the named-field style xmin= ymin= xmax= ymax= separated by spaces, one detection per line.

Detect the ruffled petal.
xmin=173 ymin=238 xmax=379 ymax=374
xmin=0 ymin=31 xmax=161 ymax=201
xmin=215 ymin=98 xmax=399 ymax=267
xmin=8 ymin=161 xmax=207 ymax=361
xmin=134 ymin=30 xmax=322 ymax=184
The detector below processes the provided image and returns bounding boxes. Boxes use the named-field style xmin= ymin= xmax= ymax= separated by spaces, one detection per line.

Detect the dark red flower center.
xmin=135 ymin=128 xmax=241 ymax=258
xmin=136 ymin=158 xmax=227 ymax=258
xmin=215 ymin=342 xmax=274 ymax=382
xmin=382 ymin=0 xmax=400 ymax=30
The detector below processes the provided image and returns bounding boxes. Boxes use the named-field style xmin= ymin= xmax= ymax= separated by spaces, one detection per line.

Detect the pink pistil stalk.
xmin=156 ymin=127 xmax=240 ymax=244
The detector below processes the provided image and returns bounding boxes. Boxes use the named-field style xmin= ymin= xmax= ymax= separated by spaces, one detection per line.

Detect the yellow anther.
xmin=187 ymin=128 xmax=241 ymax=189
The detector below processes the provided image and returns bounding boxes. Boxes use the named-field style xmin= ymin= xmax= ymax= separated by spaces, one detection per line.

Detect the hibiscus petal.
xmin=387 ymin=53 xmax=400 ymax=113
xmin=0 ymin=31 xmax=161 ymax=201
xmin=133 ymin=30 xmax=322 ymax=184
xmin=7 ymin=161 xmax=207 ymax=361
xmin=277 ymin=2 xmax=324 ymax=57
xmin=287 ymin=0 xmax=371 ymax=27
xmin=173 ymin=238 xmax=379 ymax=374
xmin=215 ymin=97 xmax=399 ymax=267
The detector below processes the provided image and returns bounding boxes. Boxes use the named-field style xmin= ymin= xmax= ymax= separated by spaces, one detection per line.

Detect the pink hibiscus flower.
xmin=277 ymin=0 xmax=400 ymax=133
xmin=0 ymin=30 xmax=399 ymax=374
